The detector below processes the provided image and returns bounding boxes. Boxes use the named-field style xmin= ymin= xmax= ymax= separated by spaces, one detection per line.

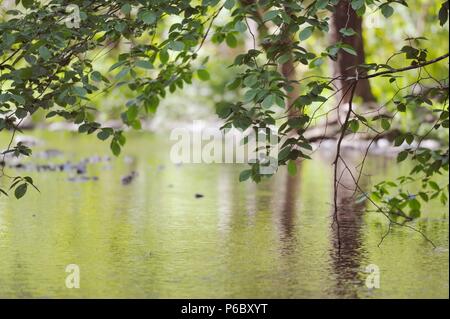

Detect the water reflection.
xmin=275 ymin=166 xmax=301 ymax=256
xmin=217 ymin=166 xmax=233 ymax=235
xmin=329 ymin=151 xmax=369 ymax=298
xmin=0 ymin=132 xmax=448 ymax=298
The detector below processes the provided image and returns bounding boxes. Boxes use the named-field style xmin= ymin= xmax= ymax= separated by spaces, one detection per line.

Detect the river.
xmin=0 ymin=131 xmax=448 ymax=298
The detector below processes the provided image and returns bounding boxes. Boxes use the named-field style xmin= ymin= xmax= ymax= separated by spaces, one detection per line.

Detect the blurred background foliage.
xmin=0 ymin=0 xmax=445 ymax=141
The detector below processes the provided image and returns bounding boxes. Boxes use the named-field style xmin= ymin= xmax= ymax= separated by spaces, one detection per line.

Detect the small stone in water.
xmin=121 ymin=171 xmax=138 ymax=185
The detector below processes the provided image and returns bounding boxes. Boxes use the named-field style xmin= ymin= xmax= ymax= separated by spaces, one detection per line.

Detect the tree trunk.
xmin=280 ymin=5 xmax=301 ymax=119
xmin=281 ymin=48 xmax=301 ymax=118
xmin=331 ymin=0 xmax=376 ymax=105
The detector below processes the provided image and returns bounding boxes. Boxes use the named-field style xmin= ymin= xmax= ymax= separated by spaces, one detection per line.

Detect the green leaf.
xmin=117 ymin=133 xmax=126 ymax=146
xmin=226 ymin=33 xmax=238 ymax=48
xmin=24 ymin=176 xmax=39 ymax=192
xmin=120 ymin=3 xmax=132 ymax=15
xmin=197 ymin=69 xmax=210 ymax=81
xmin=216 ymin=102 xmax=233 ymax=119
xmin=405 ymin=133 xmax=414 ymax=145
xmin=440 ymin=193 xmax=448 ymax=205
xmin=299 ymin=27 xmax=313 ymax=41
xmin=115 ymin=22 xmax=126 ymax=33
xmin=397 ymin=150 xmax=408 ymax=163
xmin=11 ymin=94 xmax=25 ymax=105
xmin=418 ymin=192 xmax=429 ymax=202
xmin=349 ymin=119 xmax=359 ymax=132
xmin=381 ymin=4 xmax=394 ymax=18
xmin=38 ymin=46 xmax=51 ymax=61
xmin=239 ymin=169 xmax=252 ymax=182
xmin=109 ymin=60 xmax=126 ymax=72
xmin=278 ymin=147 xmax=291 ymax=161
xmin=91 ymin=71 xmax=102 ymax=82
xmin=224 ymin=0 xmax=236 ymax=10
xmin=351 ymin=0 xmax=364 ymax=10
xmin=397 ymin=103 xmax=406 ymax=112
xmin=145 ymin=96 xmax=160 ymax=113
xmin=429 ymin=181 xmax=440 ymax=191
xmin=309 ymin=57 xmax=324 ymax=68
xmin=72 ymin=86 xmax=87 ymax=97
xmin=141 ymin=11 xmax=157 ymax=24
xmin=409 ymin=209 xmax=421 ymax=219
xmin=381 ymin=119 xmax=391 ymax=131
xmin=275 ymin=95 xmax=285 ymax=108
xmin=263 ymin=10 xmax=279 ymax=22
xmin=97 ymin=130 xmax=111 ymax=141
xmin=234 ymin=21 xmax=247 ymax=33
xmin=408 ymin=198 xmax=421 ymax=211
xmin=22 ymin=0 xmax=33 ymax=9
xmin=244 ymin=89 xmax=258 ymax=102
xmin=315 ymin=0 xmax=329 ymax=10
xmin=159 ymin=49 xmax=169 ymax=64
xmin=339 ymin=28 xmax=356 ymax=37
xmin=262 ymin=94 xmax=275 ymax=108
xmin=14 ymin=183 xmax=27 ymax=199
xmin=127 ymin=105 xmax=139 ymax=121
xmin=277 ymin=54 xmax=291 ymax=64
xmin=135 ymin=60 xmax=153 ymax=69
xmin=439 ymin=2 xmax=449 ymax=26
xmin=115 ymin=67 xmax=129 ymax=79
xmin=169 ymin=41 xmax=185 ymax=51
xmin=341 ymin=44 xmax=357 ymax=56
xmin=15 ymin=108 xmax=28 ymax=119
xmin=394 ymin=134 xmax=405 ymax=146
xmin=244 ymin=75 xmax=258 ymax=88
xmin=110 ymin=141 xmax=121 ymax=156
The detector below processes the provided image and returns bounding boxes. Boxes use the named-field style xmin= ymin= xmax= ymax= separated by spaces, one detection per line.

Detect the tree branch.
xmin=353 ymin=53 xmax=449 ymax=80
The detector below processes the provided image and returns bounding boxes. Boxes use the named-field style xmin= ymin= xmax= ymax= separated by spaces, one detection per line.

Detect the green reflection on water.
xmin=0 ymin=131 xmax=448 ymax=298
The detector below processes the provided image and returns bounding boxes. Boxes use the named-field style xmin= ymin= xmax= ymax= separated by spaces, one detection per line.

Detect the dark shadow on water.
xmin=278 ymin=165 xmax=301 ymax=256
xmin=329 ymin=152 xmax=370 ymax=298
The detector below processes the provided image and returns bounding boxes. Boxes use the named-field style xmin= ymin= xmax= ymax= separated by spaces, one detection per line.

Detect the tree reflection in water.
xmin=329 ymin=150 xmax=371 ymax=298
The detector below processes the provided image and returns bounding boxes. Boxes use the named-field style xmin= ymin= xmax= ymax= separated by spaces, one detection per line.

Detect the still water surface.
xmin=0 ymin=131 xmax=448 ymax=298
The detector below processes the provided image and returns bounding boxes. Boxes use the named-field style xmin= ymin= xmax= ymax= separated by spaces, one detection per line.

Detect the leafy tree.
xmin=0 ymin=0 xmax=448 ymax=243
xmin=330 ymin=0 xmax=376 ymax=105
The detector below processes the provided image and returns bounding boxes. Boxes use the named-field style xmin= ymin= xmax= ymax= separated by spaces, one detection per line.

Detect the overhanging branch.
xmin=347 ymin=53 xmax=449 ymax=81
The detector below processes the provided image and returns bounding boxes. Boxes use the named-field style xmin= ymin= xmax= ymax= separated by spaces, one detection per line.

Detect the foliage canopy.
xmin=0 ymin=0 xmax=449 ymax=237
